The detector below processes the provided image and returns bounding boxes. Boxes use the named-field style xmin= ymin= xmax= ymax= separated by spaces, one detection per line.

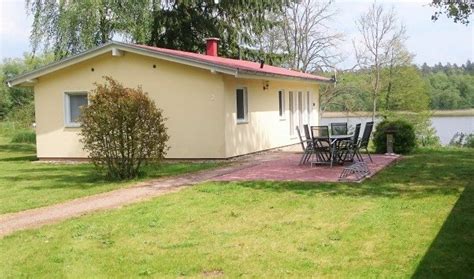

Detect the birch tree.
xmin=353 ymin=1 xmax=407 ymax=121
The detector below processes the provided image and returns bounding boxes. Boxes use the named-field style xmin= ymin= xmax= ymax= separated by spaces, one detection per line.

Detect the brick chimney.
xmin=205 ymin=38 xmax=219 ymax=56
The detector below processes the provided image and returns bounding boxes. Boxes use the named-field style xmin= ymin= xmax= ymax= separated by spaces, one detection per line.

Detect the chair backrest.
xmin=311 ymin=126 xmax=330 ymax=139
xmin=303 ymin=124 xmax=312 ymax=140
xmin=352 ymin=123 xmax=361 ymax=145
xmin=359 ymin=122 xmax=374 ymax=148
xmin=296 ymin=126 xmax=306 ymax=151
xmin=311 ymin=126 xmax=330 ymax=148
xmin=331 ymin=122 xmax=348 ymax=135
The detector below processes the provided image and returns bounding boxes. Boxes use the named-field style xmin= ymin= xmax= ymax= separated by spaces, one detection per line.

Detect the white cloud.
xmin=0 ymin=0 xmax=32 ymax=59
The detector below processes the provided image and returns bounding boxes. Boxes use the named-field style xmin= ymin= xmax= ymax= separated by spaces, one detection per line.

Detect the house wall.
xmin=33 ymin=52 xmax=226 ymax=159
xmin=223 ymin=76 xmax=320 ymax=157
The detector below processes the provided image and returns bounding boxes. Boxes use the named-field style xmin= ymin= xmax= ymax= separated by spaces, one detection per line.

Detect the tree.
xmin=79 ymin=77 xmax=169 ymax=179
xmin=26 ymin=0 xmax=157 ymax=58
xmin=148 ymin=0 xmax=288 ymax=59
xmin=0 ymin=53 xmax=54 ymax=120
xmin=280 ymin=0 xmax=342 ymax=72
xmin=319 ymin=70 xmax=372 ymax=113
xmin=26 ymin=0 xmax=288 ymax=59
xmin=381 ymin=66 xmax=429 ymax=113
xmin=255 ymin=0 xmax=342 ymax=72
xmin=431 ymin=0 xmax=473 ymax=24
xmin=353 ymin=1 xmax=406 ymax=121
xmin=381 ymin=38 xmax=413 ymax=112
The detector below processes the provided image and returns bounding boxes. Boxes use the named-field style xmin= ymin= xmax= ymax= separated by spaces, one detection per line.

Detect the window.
xmin=65 ymin=92 xmax=88 ymax=127
xmin=278 ymin=90 xmax=285 ymax=119
xmin=236 ymin=87 xmax=248 ymax=123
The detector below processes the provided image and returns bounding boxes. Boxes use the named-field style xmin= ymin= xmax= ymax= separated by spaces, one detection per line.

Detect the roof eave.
xmin=8 ymin=42 xmax=117 ymax=87
xmin=7 ymin=41 xmax=333 ymax=87
xmin=7 ymin=41 xmax=239 ymax=87
xmin=235 ymin=70 xmax=333 ymax=84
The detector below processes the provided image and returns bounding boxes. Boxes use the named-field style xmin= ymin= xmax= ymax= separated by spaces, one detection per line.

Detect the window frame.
xmin=278 ymin=90 xmax=286 ymax=120
xmin=236 ymin=87 xmax=248 ymax=124
xmin=64 ymin=91 xmax=88 ymax=128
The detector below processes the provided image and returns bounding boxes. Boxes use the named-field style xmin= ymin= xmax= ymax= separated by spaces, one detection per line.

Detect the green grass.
xmin=0 ymin=147 xmax=472 ymax=278
xmin=10 ymin=130 xmax=36 ymax=144
xmin=0 ymin=126 xmax=219 ymax=214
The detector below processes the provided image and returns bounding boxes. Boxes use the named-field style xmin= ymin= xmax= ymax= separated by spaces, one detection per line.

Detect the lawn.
xmin=0 ymin=147 xmax=472 ymax=278
xmin=0 ymin=125 xmax=219 ymax=214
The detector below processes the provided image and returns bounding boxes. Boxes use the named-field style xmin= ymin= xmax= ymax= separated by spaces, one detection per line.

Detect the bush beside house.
xmin=80 ymin=77 xmax=169 ymax=180
xmin=373 ymin=119 xmax=416 ymax=154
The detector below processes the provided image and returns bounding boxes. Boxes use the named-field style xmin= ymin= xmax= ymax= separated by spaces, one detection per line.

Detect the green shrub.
xmin=7 ymin=103 xmax=35 ymax=129
xmin=80 ymin=77 xmax=169 ymax=180
xmin=373 ymin=119 xmax=416 ymax=154
xmin=450 ymin=132 xmax=474 ymax=148
xmin=465 ymin=134 xmax=474 ymax=148
xmin=11 ymin=130 xmax=36 ymax=144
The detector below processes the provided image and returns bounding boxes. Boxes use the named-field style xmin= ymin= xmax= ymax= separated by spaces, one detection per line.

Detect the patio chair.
xmin=296 ymin=126 xmax=314 ymax=165
xmin=310 ymin=125 xmax=334 ymax=167
xmin=303 ymin=124 xmax=312 ymax=142
xmin=340 ymin=123 xmax=361 ymax=162
xmin=355 ymin=121 xmax=374 ymax=163
xmin=331 ymin=122 xmax=348 ymax=136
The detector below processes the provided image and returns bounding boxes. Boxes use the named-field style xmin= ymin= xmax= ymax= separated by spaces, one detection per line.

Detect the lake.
xmin=321 ymin=113 xmax=474 ymax=145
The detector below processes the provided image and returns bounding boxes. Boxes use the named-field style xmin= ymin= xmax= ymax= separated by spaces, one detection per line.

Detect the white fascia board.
xmin=8 ymin=41 xmax=238 ymax=87
xmin=235 ymin=70 xmax=332 ymax=84
xmin=7 ymin=41 xmax=330 ymax=87
xmin=8 ymin=44 xmax=116 ymax=87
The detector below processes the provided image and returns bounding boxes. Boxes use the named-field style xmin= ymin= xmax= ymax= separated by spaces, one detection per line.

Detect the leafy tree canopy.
xmin=0 ymin=53 xmax=54 ymax=119
xmin=321 ymin=60 xmax=473 ymax=113
xmin=431 ymin=0 xmax=473 ymax=24
xmin=26 ymin=0 xmax=290 ymax=59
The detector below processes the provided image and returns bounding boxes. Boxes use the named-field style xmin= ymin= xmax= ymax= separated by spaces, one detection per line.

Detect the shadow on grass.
xmin=1 ymin=162 xmax=217 ymax=191
xmin=0 ymin=143 xmax=36 ymax=154
xmin=412 ymin=182 xmax=474 ymax=278
xmin=3 ymin=171 xmax=112 ymax=190
xmin=0 ymin=155 xmax=37 ymax=162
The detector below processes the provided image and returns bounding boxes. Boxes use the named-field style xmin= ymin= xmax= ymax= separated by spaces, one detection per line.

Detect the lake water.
xmin=321 ymin=115 xmax=474 ymax=145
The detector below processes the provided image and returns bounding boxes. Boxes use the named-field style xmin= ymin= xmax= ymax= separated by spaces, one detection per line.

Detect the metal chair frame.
xmin=355 ymin=122 xmax=374 ymax=163
xmin=296 ymin=126 xmax=314 ymax=165
xmin=339 ymin=123 xmax=362 ymax=162
xmin=310 ymin=125 xmax=335 ymax=167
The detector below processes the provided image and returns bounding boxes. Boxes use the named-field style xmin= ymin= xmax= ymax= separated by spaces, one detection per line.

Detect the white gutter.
xmin=235 ymin=69 xmax=333 ymax=84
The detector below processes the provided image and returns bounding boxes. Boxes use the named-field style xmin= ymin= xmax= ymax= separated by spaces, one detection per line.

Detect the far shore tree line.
xmin=319 ymin=60 xmax=474 ymax=113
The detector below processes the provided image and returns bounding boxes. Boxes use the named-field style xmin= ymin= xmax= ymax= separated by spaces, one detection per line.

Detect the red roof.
xmin=133 ymin=44 xmax=331 ymax=82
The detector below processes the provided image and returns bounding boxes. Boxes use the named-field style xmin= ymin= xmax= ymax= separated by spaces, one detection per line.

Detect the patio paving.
xmin=213 ymin=152 xmax=400 ymax=183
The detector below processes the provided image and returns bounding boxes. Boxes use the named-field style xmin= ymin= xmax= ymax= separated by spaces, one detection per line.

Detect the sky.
xmin=0 ymin=0 xmax=473 ymax=69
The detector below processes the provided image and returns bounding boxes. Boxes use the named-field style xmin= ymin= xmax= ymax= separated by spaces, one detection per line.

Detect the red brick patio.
xmin=214 ymin=152 xmax=400 ymax=183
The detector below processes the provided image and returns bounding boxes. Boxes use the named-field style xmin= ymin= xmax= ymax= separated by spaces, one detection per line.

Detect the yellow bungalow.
xmin=8 ymin=39 xmax=333 ymax=159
